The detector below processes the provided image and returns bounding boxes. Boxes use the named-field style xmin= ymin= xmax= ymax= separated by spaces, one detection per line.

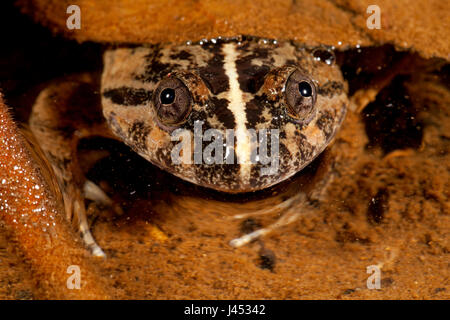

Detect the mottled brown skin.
xmin=101 ymin=36 xmax=348 ymax=192
xmin=29 ymin=36 xmax=348 ymax=254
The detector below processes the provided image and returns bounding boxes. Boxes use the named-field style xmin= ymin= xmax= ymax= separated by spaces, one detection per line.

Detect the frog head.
xmin=101 ymin=36 xmax=347 ymax=192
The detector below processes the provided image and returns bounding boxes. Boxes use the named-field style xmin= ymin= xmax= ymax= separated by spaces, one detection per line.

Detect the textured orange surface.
xmin=0 ymin=95 xmax=108 ymax=299
xmin=17 ymin=0 xmax=449 ymax=58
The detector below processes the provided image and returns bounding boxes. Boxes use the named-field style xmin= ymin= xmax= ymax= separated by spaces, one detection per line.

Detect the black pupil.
xmin=160 ymin=88 xmax=176 ymax=104
xmin=298 ymin=81 xmax=312 ymax=97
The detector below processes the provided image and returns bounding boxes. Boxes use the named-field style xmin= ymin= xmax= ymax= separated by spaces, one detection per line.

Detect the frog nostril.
xmin=312 ymin=47 xmax=336 ymax=65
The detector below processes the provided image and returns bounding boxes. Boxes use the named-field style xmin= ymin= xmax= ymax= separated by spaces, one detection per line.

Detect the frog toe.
xmin=83 ymin=179 xmax=124 ymax=216
xmin=229 ymin=193 xmax=307 ymax=248
xmin=71 ymin=190 xmax=107 ymax=257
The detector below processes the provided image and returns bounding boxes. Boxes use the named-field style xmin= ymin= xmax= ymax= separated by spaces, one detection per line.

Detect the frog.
xmin=29 ymin=35 xmax=348 ymax=257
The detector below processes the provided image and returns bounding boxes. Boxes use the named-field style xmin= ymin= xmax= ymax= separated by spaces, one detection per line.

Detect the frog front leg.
xmin=29 ymin=73 xmax=116 ymax=257
xmin=230 ymin=150 xmax=338 ymax=247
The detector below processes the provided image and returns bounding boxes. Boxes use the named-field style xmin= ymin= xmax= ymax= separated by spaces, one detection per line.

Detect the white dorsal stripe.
xmin=222 ymin=43 xmax=251 ymax=183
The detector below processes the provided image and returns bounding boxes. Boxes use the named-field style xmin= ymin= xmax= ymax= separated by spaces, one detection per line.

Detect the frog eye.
xmin=284 ymin=70 xmax=317 ymax=123
xmin=153 ymin=77 xmax=192 ymax=126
